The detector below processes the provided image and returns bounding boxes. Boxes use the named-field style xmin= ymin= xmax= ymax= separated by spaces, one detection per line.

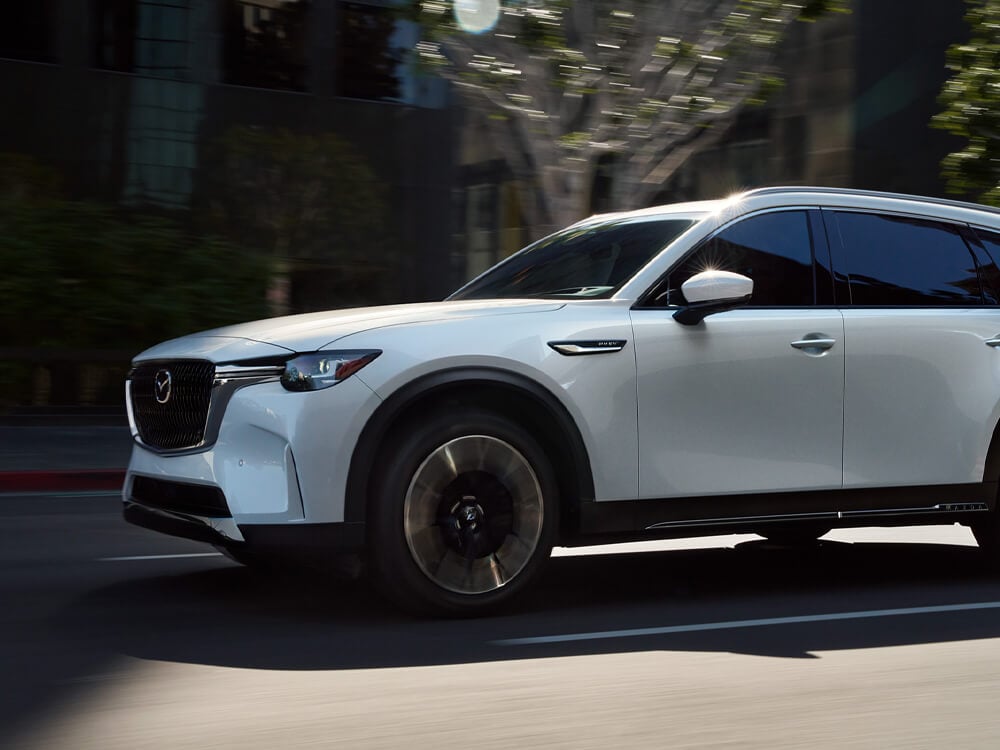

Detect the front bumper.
xmin=123 ymin=373 xmax=382 ymax=549
xmin=124 ymin=502 xmax=365 ymax=562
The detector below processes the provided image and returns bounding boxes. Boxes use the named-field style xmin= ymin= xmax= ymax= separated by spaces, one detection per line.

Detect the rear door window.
xmin=830 ymin=212 xmax=983 ymax=305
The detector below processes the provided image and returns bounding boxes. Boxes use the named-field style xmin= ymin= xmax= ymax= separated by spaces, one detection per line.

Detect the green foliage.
xmin=411 ymin=0 xmax=849 ymax=130
xmin=199 ymin=126 xmax=399 ymax=311
xmin=0 ymin=191 xmax=271 ymax=354
xmin=933 ymin=0 xmax=1000 ymax=205
xmin=407 ymin=1 xmax=848 ymax=224
xmin=0 ymin=152 xmax=63 ymax=203
xmin=203 ymin=126 xmax=390 ymax=263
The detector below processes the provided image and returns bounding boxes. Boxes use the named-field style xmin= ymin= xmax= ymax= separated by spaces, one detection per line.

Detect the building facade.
xmin=664 ymin=0 xmax=969 ymax=201
xmin=0 ymin=0 xmax=459 ymax=304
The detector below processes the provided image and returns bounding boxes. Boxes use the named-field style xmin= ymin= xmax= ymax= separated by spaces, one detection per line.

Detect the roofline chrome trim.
xmin=742 ymin=186 xmax=1000 ymax=217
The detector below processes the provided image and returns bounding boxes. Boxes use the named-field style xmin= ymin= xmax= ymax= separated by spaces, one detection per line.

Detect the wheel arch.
xmin=982 ymin=414 xmax=1000 ymax=507
xmin=345 ymin=367 xmax=595 ymax=540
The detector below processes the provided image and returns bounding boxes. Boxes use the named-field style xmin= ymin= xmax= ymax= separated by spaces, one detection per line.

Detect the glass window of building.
xmin=94 ymin=0 xmax=137 ymax=72
xmin=0 ymin=1 xmax=56 ymax=63
xmin=132 ymin=1 xmax=190 ymax=78
xmin=223 ymin=0 xmax=311 ymax=91
xmin=336 ymin=1 xmax=405 ymax=101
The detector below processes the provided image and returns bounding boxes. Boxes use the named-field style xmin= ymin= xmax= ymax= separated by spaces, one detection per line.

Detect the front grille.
xmin=130 ymin=360 xmax=215 ymax=450
xmin=130 ymin=475 xmax=231 ymax=518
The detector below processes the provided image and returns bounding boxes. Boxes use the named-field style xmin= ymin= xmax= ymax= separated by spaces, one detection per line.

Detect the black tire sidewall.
xmin=368 ymin=409 xmax=558 ymax=616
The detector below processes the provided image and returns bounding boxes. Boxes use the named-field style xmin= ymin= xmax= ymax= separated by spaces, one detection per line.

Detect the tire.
xmin=215 ymin=544 xmax=278 ymax=570
xmin=756 ymin=524 xmax=830 ymax=546
xmin=368 ymin=409 xmax=558 ymax=616
xmin=971 ymin=513 xmax=1000 ymax=557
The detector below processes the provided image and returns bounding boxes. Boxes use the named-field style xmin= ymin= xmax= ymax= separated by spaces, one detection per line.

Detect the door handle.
xmin=987 ymin=338 xmax=1000 ymax=348
xmin=790 ymin=337 xmax=836 ymax=352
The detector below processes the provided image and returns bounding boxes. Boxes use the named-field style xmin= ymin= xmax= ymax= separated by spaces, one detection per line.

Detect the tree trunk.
xmin=534 ymin=162 xmax=593 ymax=237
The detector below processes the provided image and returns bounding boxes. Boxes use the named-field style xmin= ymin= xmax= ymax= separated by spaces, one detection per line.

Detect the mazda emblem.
xmin=154 ymin=369 xmax=173 ymax=404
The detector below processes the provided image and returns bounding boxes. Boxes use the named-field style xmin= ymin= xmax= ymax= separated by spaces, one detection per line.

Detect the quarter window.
xmin=970 ymin=228 xmax=1000 ymax=304
xmin=665 ymin=210 xmax=815 ymax=307
xmin=832 ymin=212 xmax=982 ymax=305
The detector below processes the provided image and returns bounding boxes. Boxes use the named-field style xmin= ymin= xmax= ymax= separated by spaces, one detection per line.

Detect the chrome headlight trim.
xmin=280 ymin=350 xmax=381 ymax=392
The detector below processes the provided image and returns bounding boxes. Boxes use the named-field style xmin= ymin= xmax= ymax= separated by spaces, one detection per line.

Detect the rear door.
xmin=828 ymin=210 xmax=1000 ymax=490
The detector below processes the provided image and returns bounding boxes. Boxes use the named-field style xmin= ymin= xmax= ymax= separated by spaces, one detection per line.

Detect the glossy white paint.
xmin=347 ymin=302 xmax=640 ymax=501
xmin=126 ymin=374 xmax=383 ymax=525
xmin=631 ymin=308 xmax=845 ymax=497
xmin=136 ymin=335 xmax=293 ymax=363
xmin=842 ymin=309 xmax=1000 ymax=487
xmin=126 ymin=187 xmax=1000 ymax=551
xmin=681 ymin=270 xmax=754 ymax=304
xmin=136 ymin=300 xmax=567 ymax=359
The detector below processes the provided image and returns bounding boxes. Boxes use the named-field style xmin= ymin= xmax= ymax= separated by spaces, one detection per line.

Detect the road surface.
xmin=3 ymin=491 xmax=1000 ymax=748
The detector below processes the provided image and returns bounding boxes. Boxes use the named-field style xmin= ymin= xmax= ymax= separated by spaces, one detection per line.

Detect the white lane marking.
xmin=493 ymin=601 xmax=1000 ymax=646
xmin=100 ymin=552 xmax=224 ymax=562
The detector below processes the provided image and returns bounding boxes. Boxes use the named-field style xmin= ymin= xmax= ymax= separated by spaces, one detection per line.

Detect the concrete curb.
xmin=0 ymin=469 xmax=126 ymax=494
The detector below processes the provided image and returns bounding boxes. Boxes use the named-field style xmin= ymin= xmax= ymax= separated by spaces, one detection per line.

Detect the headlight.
xmin=280 ymin=350 xmax=381 ymax=392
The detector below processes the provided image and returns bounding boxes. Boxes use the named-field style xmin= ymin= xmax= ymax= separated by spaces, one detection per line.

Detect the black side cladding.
xmin=130 ymin=475 xmax=231 ymax=518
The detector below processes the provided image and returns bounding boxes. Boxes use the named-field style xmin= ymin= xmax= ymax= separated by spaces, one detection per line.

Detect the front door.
xmin=631 ymin=209 xmax=845 ymax=501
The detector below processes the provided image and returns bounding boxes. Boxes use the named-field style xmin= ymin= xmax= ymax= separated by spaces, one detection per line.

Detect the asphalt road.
xmin=5 ymin=493 xmax=1000 ymax=749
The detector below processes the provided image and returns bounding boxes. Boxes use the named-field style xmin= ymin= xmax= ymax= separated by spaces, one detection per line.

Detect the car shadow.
xmin=62 ymin=537 xmax=1000 ymax=669
xmin=7 ymin=537 xmax=1000 ymax=748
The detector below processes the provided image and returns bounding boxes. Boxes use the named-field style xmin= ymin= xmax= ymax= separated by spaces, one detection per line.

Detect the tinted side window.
xmin=970 ymin=228 xmax=1000 ymax=304
xmin=666 ymin=211 xmax=814 ymax=306
xmin=833 ymin=212 xmax=982 ymax=305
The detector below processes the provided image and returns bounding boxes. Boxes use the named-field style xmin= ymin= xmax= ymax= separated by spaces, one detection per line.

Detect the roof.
xmin=578 ymin=186 xmax=1000 ymax=227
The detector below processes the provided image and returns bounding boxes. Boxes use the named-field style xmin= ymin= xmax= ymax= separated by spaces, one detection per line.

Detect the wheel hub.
xmin=403 ymin=434 xmax=545 ymax=595
xmin=453 ymin=496 xmax=484 ymax=531
xmin=439 ymin=475 xmax=512 ymax=559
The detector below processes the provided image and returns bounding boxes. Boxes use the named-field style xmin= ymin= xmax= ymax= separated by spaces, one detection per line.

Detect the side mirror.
xmin=673 ymin=270 xmax=753 ymax=325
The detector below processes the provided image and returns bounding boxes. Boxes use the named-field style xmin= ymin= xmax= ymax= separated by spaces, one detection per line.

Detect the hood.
xmin=135 ymin=299 xmax=564 ymax=363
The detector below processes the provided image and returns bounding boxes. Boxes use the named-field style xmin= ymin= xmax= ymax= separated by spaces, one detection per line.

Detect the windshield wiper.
xmin=525 ymin=286 xmax=615 ymax=298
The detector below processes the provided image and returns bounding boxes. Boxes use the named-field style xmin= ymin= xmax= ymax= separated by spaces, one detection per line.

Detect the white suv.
xmin=124 ymin=187 xmax=1000 ymax=615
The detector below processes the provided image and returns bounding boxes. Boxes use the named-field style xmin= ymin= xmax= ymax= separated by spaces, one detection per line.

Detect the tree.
xmin=410 ymin=0 xmax=848 ymax=233
xmin=933 ymin=0 xmax=1000 ymax=206
xmin=201 ymin=127 xmax=394 ymax=311
xmin=0 ymin=157 xmax=272 ymax=407
xmin=339 ymin=2 xmax=404 ymax=100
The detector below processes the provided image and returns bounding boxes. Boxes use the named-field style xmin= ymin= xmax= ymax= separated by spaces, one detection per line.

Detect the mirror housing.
xmin=673 ymin=270 xmax=753 ymax=325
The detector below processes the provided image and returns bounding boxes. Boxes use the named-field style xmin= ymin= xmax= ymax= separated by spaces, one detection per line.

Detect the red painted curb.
xmin=0 ymin=469 xmax=126 ymax=493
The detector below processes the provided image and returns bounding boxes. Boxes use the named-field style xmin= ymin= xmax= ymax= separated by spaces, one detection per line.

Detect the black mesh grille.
xmin=130 ymin=475 xmax=231 ymax=518
xmin=130 ymin=360 xmax=214 ymax=450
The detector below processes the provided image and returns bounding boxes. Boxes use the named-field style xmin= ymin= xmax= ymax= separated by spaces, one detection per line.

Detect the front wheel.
xmin=368 ymin=410 xmax=558 ymax=616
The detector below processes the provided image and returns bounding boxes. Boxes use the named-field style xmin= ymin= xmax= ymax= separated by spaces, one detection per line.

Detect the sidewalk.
xmin=0 ymin=425 xmax=132 ymax=493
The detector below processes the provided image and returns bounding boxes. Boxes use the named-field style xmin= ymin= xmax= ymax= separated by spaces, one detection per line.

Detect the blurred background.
xmin=6 ymin=6 xmax=1000 ymax=747
xmin=0 ymin=0 xmax=991 ymax=417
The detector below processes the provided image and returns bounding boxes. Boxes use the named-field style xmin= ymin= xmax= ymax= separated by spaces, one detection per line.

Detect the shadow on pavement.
xmin=7 ymin=538 xmax=1000 ymax=747
xmin=71 ymin=538 xmax=1000 ymax=666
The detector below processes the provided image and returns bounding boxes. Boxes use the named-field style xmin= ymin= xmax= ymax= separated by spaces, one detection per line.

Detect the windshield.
xmin=449 ymin=217 xmax=698 ymax=300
